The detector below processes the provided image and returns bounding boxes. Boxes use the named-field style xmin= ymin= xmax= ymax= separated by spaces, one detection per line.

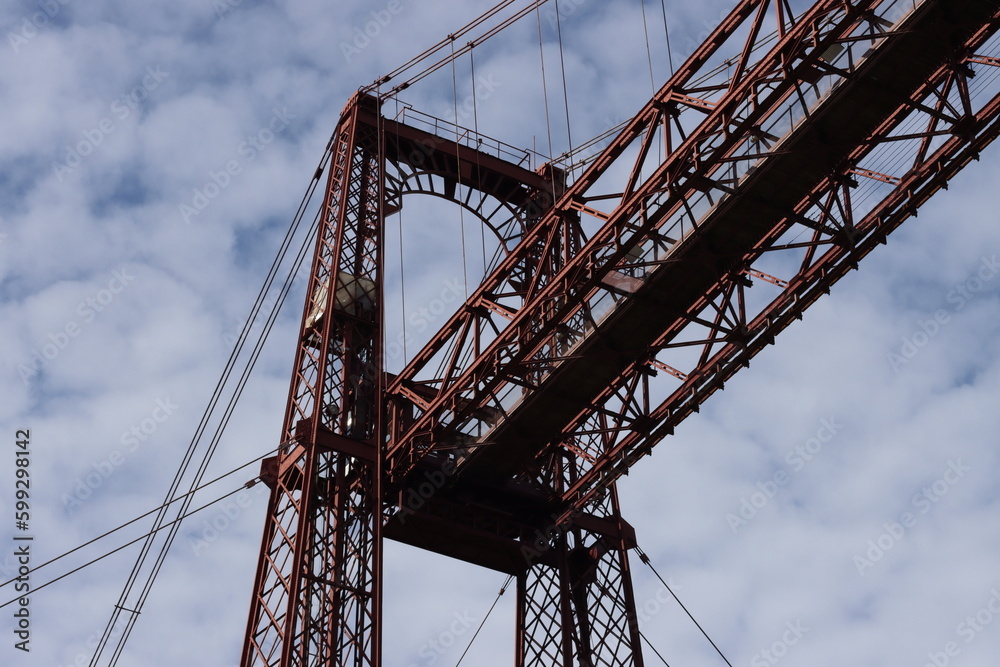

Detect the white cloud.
xmin=2 ymin=1 xmax=999 ymax=666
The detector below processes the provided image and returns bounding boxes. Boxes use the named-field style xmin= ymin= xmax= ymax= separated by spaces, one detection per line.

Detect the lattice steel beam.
xmin=243 ymin=1 xmax=1000 ymax=665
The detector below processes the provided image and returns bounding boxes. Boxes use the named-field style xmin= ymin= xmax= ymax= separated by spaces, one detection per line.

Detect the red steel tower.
xmin=242 ymin=0 xmax=1000 ymax=664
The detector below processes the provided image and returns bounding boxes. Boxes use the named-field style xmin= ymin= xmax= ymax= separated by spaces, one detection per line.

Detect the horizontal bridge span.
xmin=379 ymin=0 xmax=1000 ymax=513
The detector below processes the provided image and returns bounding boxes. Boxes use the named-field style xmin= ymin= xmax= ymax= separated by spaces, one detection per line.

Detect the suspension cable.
xmin=397 ymin=167 xmax=408 ymax=364
xmin=103 ymin=201 xmax=322 ymax=667
xmin=451 ymin=38 xmax=470 ymax=298
xmin=371 ymin=1 xmax=556 ymax=98
xmin=1 ymin=477 xmax=258 ymax=610
xmin=641 ymin=0 xmax=657 ymax=95
xmin=469 ymin=48 xmax=489 ymax=278
xmin=660 ymin=0 xmax=675 ymax=77
xmin=553 ymin=0 xmax=575 ymax=170
xmin=636 ymin=547 xmax=734 ymax=667
xmin=535 ymin=3 xmax=555 ymax=160
xmin=0 ymin=446 xmax=276 ymax=595
xmin=87 ymin=130 xmax=334 ymax=667
xmin=368 ymin=0 xmax=521 ymax=92
xmin=455 ymin=575 xmax=513 ymax=666
xmin=640 ymin=630 xmax=672 ymax=666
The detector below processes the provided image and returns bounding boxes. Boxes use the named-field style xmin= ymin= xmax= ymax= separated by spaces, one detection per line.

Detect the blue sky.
xmin=2 ymin=1 xmax=1000 ymax=665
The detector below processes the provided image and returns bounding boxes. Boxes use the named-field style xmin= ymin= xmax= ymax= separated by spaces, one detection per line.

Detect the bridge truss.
xmin=241 ymin=0 xmax=1000 ymax=664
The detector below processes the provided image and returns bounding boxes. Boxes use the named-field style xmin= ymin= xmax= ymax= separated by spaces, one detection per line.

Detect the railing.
xmin=392 ymin=102 xmax=550 ymax=171
xmin=452 ymin=0 xmax=931 ymax=442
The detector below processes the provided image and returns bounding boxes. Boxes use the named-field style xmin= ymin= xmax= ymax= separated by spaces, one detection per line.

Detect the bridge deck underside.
xmin=456 ymin=0 xmax=996 ymax=485
xmin=383 ymin=0 xmax=1000 ymax=572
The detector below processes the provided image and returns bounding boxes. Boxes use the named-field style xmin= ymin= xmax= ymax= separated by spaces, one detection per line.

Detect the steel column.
xmin=241 ymin=93 xmax=385 ymax=667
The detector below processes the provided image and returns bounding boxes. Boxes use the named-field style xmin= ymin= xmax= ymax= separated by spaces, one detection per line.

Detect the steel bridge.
xmin=240 ymin=0 xmax=1000 ymax=664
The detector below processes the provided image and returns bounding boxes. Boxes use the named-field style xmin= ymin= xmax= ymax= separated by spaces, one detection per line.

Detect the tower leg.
xmin=517 ymin=483 xmax=644 ymax=667
xmin=241 ymin=93 xmax=385 ymax=667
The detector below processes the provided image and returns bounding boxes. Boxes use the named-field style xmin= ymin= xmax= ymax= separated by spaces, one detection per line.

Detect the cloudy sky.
xmin=2 ymin=0 xmax=999 ymax=666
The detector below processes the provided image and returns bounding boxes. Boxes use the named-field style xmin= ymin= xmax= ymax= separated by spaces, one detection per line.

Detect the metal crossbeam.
xmin=242 ymin=0 xmax=1000 ymax=665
